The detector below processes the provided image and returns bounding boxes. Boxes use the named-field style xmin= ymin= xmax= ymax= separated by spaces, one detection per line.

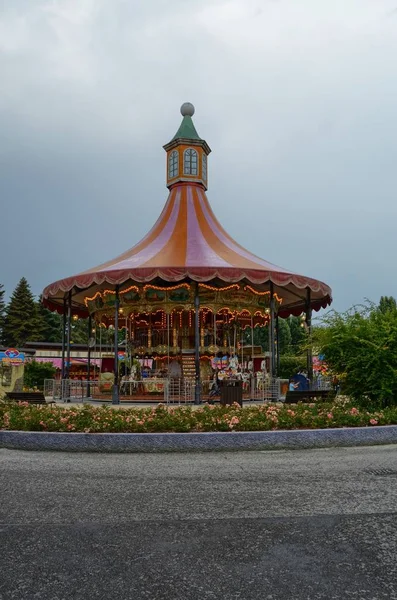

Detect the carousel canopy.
xmin=43 ymin=103 xmax=332 ymax=318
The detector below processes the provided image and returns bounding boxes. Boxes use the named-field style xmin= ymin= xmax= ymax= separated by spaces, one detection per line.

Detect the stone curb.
xmin=1 ymin=425 xmax=397 ymax=452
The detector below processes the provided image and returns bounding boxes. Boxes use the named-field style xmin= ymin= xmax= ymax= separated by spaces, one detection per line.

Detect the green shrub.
xmin=1 ymin=401 xmax=395 ymax=433
xmin=23 ymin=360 xmax=56 ymax=390
xmin=311 ymin=301 xmax=397 ymax=408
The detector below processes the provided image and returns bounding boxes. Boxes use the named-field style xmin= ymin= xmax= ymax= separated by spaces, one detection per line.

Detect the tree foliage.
xmin=378 ymin=296 xmax=397 ymax=314
xmin=287 ymin=316 xmax=307 ymax=353
xmin=36 ymin=296 xmax=62 ymax=343
xmin=2 ymin=278 xmax=43 ymax=347
xmin=311 ymin=300 xmax=397 ymax=407
xmin=242 ymin=317 xmax=305 ymax=356
xmin=24 ymin=360 xmax=56 ymax=389
xmin=278 ymin=355 xmax=306 ymax=379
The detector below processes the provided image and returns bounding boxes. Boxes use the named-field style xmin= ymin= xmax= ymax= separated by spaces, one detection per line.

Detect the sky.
xmin=1 ymin=0 xmax=397 ymax=313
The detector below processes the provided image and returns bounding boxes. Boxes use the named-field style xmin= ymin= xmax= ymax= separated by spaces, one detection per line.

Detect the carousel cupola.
xmin=163 ymin=102 xmax=211 ymax=190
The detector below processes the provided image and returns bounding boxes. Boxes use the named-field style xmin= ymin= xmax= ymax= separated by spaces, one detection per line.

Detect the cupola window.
xmin=202 ymin=154 xmax=207 ymax=181
xmin=168 ymin=150 xmax=179 ymax=179
xmin=184 ymin=148 xmax=198 ymax=176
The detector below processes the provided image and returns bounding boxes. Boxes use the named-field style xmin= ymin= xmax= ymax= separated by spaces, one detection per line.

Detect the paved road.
xmin=1 ymin=445 xmax=397 ymax=600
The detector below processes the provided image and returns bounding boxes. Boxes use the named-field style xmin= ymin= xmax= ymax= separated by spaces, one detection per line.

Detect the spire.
xmin=163 ymin=103 xmax=211 ymax=190
xmin=171 ymin=103 xmax=202 ymax=141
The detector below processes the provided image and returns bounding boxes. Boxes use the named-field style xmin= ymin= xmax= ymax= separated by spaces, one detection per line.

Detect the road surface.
xmin=1 ymin=445 xmax=397 ymax=599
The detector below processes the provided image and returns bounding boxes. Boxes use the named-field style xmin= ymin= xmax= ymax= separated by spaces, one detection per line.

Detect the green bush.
xmin=0 ymin=401 xmax=395 ymax=433
xmin=311 ymin=301 xmax=397 ymax=408
xmin=24 ymin=360 xmax=56 ymax=390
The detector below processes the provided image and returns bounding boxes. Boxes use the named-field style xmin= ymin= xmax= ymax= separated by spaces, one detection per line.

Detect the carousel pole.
xmin=65 ymin=291 xmax=72 ymax=402
xmin=86 ymin=313 xmax=92 ymax=398
xmin=269 ymin=282 xmax=276 ymax=379
xmin=213 ymin=310 xmax=217 ymax=346
xmin=241 ymin=327 xmax=244 ymax=370
xmin=305 ymin=287 xmax=313 ymax=387
xmin=275 ymin=315 xmax=280 ymax=377
xmin=112 ymin=285 xmax=120 ymax=405
xmin=194 ymin=282 xmax=201 ymax=404
xmin=250 ymin=314 xmax=254 ymax=366
xmin=167 ymin=311 xmax=170 ymax=371
xmin=61 ymin=296 xmax=67 ymax=380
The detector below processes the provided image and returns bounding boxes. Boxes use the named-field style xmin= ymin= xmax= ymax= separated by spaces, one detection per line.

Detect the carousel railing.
xmin=44 ymin=374 xmax=290 ymax=404
xmin=202 ymin=375 xmax=285 ymax=403
xmin=164 ymin=378 xmax=195 ymax=404
xmin=44 ymin=378 xmax=58 ymax=400
xmin=43 ymin=379 xmax=91 ymax=402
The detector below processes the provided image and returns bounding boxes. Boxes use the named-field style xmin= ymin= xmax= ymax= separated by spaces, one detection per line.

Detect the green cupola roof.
xmin=163 ymin=102 xmax=211 ymax=156
xmin=172 ymin=114 xmax=202 ymax=141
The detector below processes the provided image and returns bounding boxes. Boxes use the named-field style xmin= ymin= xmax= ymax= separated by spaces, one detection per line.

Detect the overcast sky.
xmin=1 ymin=0 xmax=397 ymax=313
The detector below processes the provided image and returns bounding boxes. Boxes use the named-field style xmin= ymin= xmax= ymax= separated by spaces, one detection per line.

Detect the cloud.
xmin=1 ymin=0 xmax=397 ymax=312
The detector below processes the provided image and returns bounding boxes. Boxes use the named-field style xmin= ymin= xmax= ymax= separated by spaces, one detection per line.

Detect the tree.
xmin=278 ymin=318 xmax=292 ymax=354
xmin=69 ymin=318 xmax=90 ymax=345
xmin=2 ymin=278 xmax=43 ymax=347
xmin=378 ymin=296 xmax=397 ymax=314
xmin=287 ymin=316 xmax=307 ymax=354
xmin=0 ymin=283 xmax=5 ymax=343
xmin=36 ymin=297 xmax=63 ymax=343
xmin=311 ymin=302 xmax=397 ymax=407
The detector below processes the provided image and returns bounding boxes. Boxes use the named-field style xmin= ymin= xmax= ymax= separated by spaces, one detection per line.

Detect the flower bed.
xmin=1 ymin=400 xmax=397 ymax=433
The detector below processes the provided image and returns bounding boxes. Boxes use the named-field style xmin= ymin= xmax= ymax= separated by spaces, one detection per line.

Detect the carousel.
xmin=42 ymin=103 xmax=332 ymax=403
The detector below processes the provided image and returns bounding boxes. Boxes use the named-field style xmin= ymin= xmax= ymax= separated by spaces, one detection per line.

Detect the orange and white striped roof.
xmin=43 ymin=182 xmax=332 ymax=316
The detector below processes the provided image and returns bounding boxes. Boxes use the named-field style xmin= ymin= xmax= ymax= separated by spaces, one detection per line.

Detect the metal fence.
xmin=44 ymin=379 xmax=94 ymax=402
xmin=312 ymin=376 xmax=332 ymax=391
xmin=164 ymin=378 xmax=194 ymax=404
xmin=44 ymin=375 xmax=290 ymax=404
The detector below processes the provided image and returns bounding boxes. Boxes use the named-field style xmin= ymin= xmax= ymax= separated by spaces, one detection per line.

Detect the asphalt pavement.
xmin=1 ymin=445 xmax=397 ymax=600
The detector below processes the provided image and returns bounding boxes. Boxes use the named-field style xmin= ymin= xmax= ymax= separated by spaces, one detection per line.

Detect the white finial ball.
xmin=180 ymin=102 xmax=195 ymax=117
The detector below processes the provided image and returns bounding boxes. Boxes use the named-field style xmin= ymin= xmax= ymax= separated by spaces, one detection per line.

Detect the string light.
xmin=84 ymin=285 xmax=140 ymax=307
xmin=143 ymin=283 xmax=190 ymax=292
xmin=199 ymin=283 xmax=240 ymax=292
xmin=244 ymin=285 xmax=283 ymax=304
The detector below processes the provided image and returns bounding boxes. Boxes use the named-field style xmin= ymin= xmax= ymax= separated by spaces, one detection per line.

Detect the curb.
xmin=1 ymin=425 xmax=397 ymax=452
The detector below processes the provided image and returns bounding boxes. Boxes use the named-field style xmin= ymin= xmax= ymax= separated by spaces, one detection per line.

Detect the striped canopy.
xmin=43 ymin=182 xmax=332 ymax=317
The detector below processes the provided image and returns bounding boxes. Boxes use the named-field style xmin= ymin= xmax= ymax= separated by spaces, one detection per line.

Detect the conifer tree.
xmin=2 ymin=278 xmax=43 ymax=347
xmin=36 ymin=296 xmax=62 ymax=343
xmin=0 ymin=283 xmax=5 ymax=343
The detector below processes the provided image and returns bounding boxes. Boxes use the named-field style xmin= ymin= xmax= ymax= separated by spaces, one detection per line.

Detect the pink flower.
xmin=350 ymin=408 xmax=359 ymax=415
xmin=228 ymin=416 xmax=240 ymax=429
xmin=287 ymin=410 xmax=295 ymax=416
xmin=369 ymin=418 xmax=378 ymax=426
xmin=327 ymin=413 xmax=333 ymax=419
